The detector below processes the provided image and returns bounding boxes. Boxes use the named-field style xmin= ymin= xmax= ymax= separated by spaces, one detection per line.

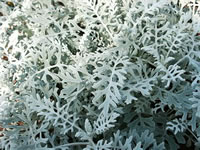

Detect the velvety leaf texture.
xmin=0 ymin=0 xmax=200 ymax=149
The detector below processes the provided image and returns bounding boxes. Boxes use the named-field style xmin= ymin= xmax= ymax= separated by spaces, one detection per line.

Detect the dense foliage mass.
xmin=1 ymin=0 xmax=200 ymax=149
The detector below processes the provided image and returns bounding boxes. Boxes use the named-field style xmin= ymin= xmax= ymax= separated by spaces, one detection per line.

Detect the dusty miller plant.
xmin=1 ymin=0 xmax=200 ymax=149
